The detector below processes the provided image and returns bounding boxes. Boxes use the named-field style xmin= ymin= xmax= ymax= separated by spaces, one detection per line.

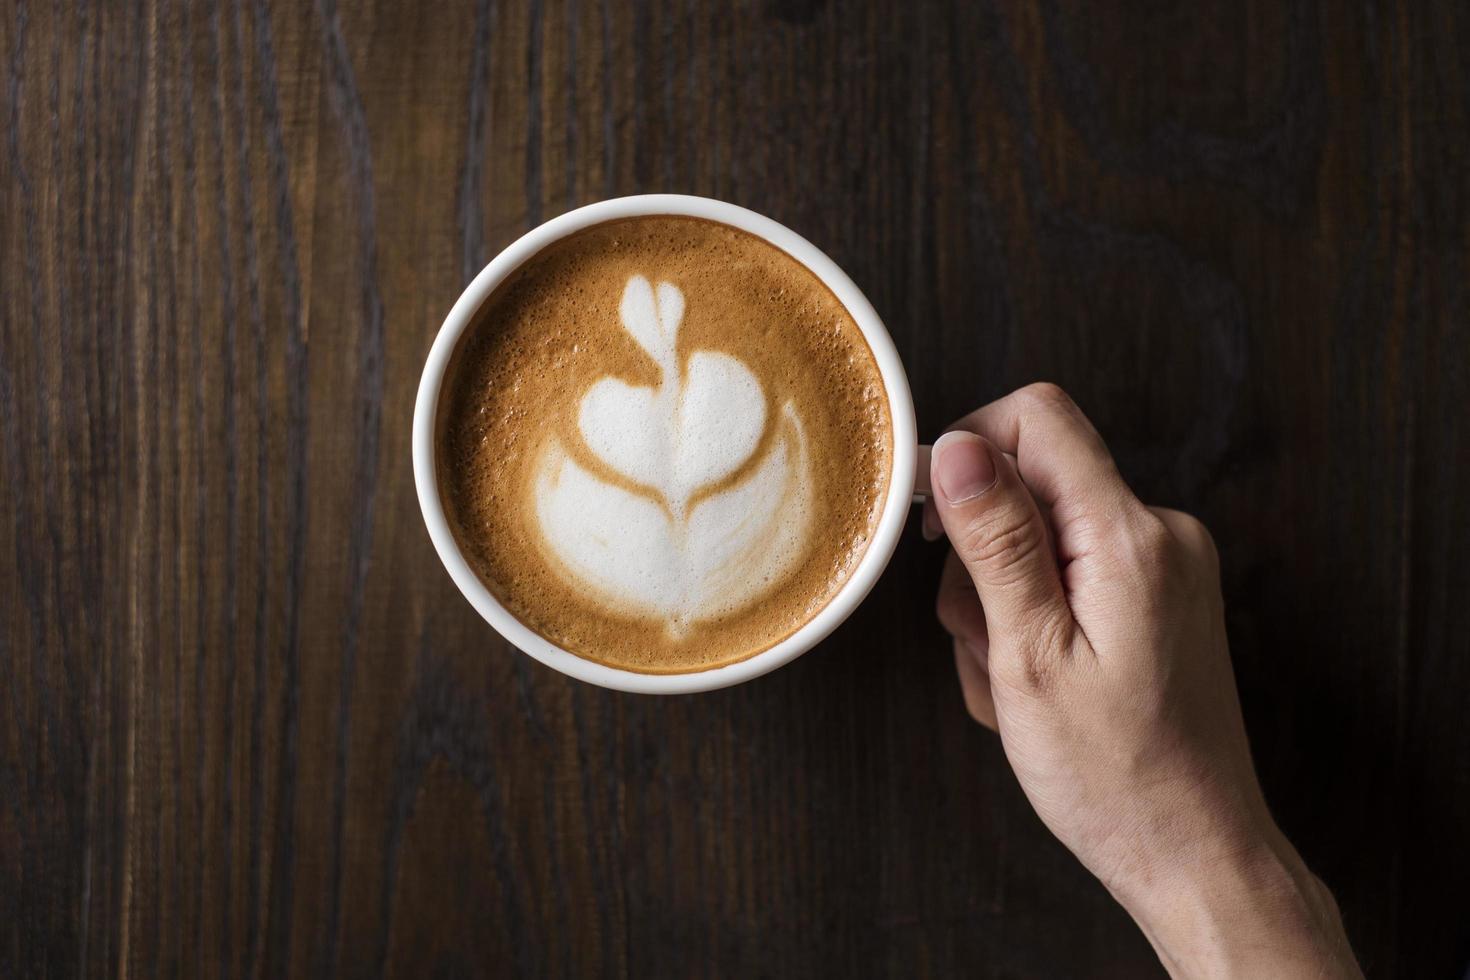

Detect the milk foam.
xmin=533 ymin=275 xmax=813 ymax=631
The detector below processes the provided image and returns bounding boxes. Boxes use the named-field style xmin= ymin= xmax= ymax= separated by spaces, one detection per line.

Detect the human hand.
xmin=924 ymin=384 xmax=1359 ymax=979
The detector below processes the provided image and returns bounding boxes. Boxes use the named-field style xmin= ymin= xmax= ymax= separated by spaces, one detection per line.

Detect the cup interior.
xmin=413 ymin=194 xmax=917 ymax=693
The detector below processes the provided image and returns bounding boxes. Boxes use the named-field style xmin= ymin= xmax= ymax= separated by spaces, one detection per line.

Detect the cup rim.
xmin=413 ymin=194 xmax=917 ymax=694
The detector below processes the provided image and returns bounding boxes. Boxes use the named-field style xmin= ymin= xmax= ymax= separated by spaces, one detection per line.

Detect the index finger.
xmin=945 ymin=383 xmax=1144 ymax=556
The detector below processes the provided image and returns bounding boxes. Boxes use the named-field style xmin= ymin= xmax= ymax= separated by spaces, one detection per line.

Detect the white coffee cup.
xmin=413 ymin=194 xmax=919 ymax=694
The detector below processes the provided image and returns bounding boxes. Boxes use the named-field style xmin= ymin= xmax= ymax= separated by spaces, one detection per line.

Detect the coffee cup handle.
xmin=911 ymin=444 xmax=933 ymax=504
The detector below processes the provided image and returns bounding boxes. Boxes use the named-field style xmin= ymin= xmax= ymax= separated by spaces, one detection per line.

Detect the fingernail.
xmin=933 ymin=431 xmax=997 ymax=503
xmin=921 ymin=502 xmax=942 ymax=541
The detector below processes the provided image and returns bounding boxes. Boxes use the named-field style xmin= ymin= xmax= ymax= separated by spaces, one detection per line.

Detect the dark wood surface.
xmin=4 ymin=0 xmax=1467 ymax=976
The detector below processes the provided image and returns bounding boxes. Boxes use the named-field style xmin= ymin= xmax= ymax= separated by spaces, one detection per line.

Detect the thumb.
xmin=931 ymin=430 xmax=1073 ymax=651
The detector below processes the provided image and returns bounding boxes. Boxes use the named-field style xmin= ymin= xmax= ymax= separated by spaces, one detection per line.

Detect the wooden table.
xmin=4 ymin=1 xmax=1467 ymax=976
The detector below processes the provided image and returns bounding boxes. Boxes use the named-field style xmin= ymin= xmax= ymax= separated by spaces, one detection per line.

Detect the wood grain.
xmin=3 ymin=0 xmax=1467 ymax=976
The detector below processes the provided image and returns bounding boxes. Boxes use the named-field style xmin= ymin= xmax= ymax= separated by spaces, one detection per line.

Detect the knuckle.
xmin=1018 ymin=381 xmax=1074 ymax=413
xmin=1139 ymin=509 xmax=1220 ymax=587
xmin=1142 ymin=519 xmax=1213 ymax=600
xmin=1020 ymin=658 xmax=1055 ymax=697
xmin=994 ymin=645 xmax=1057 ymax=698
xmin=1016 ymin=382 xmax=1112 ymax=459
xmin=992 ymin=615 xmax=1073 ymax=699
xmin=959 ymin=508 xmax=1045 ymax=585
xmin=1109 ymin=514 xmax=1177 ymax=597
xmin=1154 ymin=544 xmax=1192 ymax=596
xmin=1136 ymin=515 xmax=1176 ymax=565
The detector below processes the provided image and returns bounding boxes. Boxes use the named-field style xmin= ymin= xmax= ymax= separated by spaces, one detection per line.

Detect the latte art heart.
xmin=534 ymin=275 xmax=813 ymax=631
xmin=578 ymin=351 xmax=765 ymax=517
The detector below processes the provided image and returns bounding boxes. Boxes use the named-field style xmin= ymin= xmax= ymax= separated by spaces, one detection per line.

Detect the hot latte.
xmin=436 ymin=216 xmax=892 ymax=673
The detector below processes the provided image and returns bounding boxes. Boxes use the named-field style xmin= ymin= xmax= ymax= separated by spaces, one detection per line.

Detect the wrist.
xmin=1117 ymin=828 xmax=1359 ymax=979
